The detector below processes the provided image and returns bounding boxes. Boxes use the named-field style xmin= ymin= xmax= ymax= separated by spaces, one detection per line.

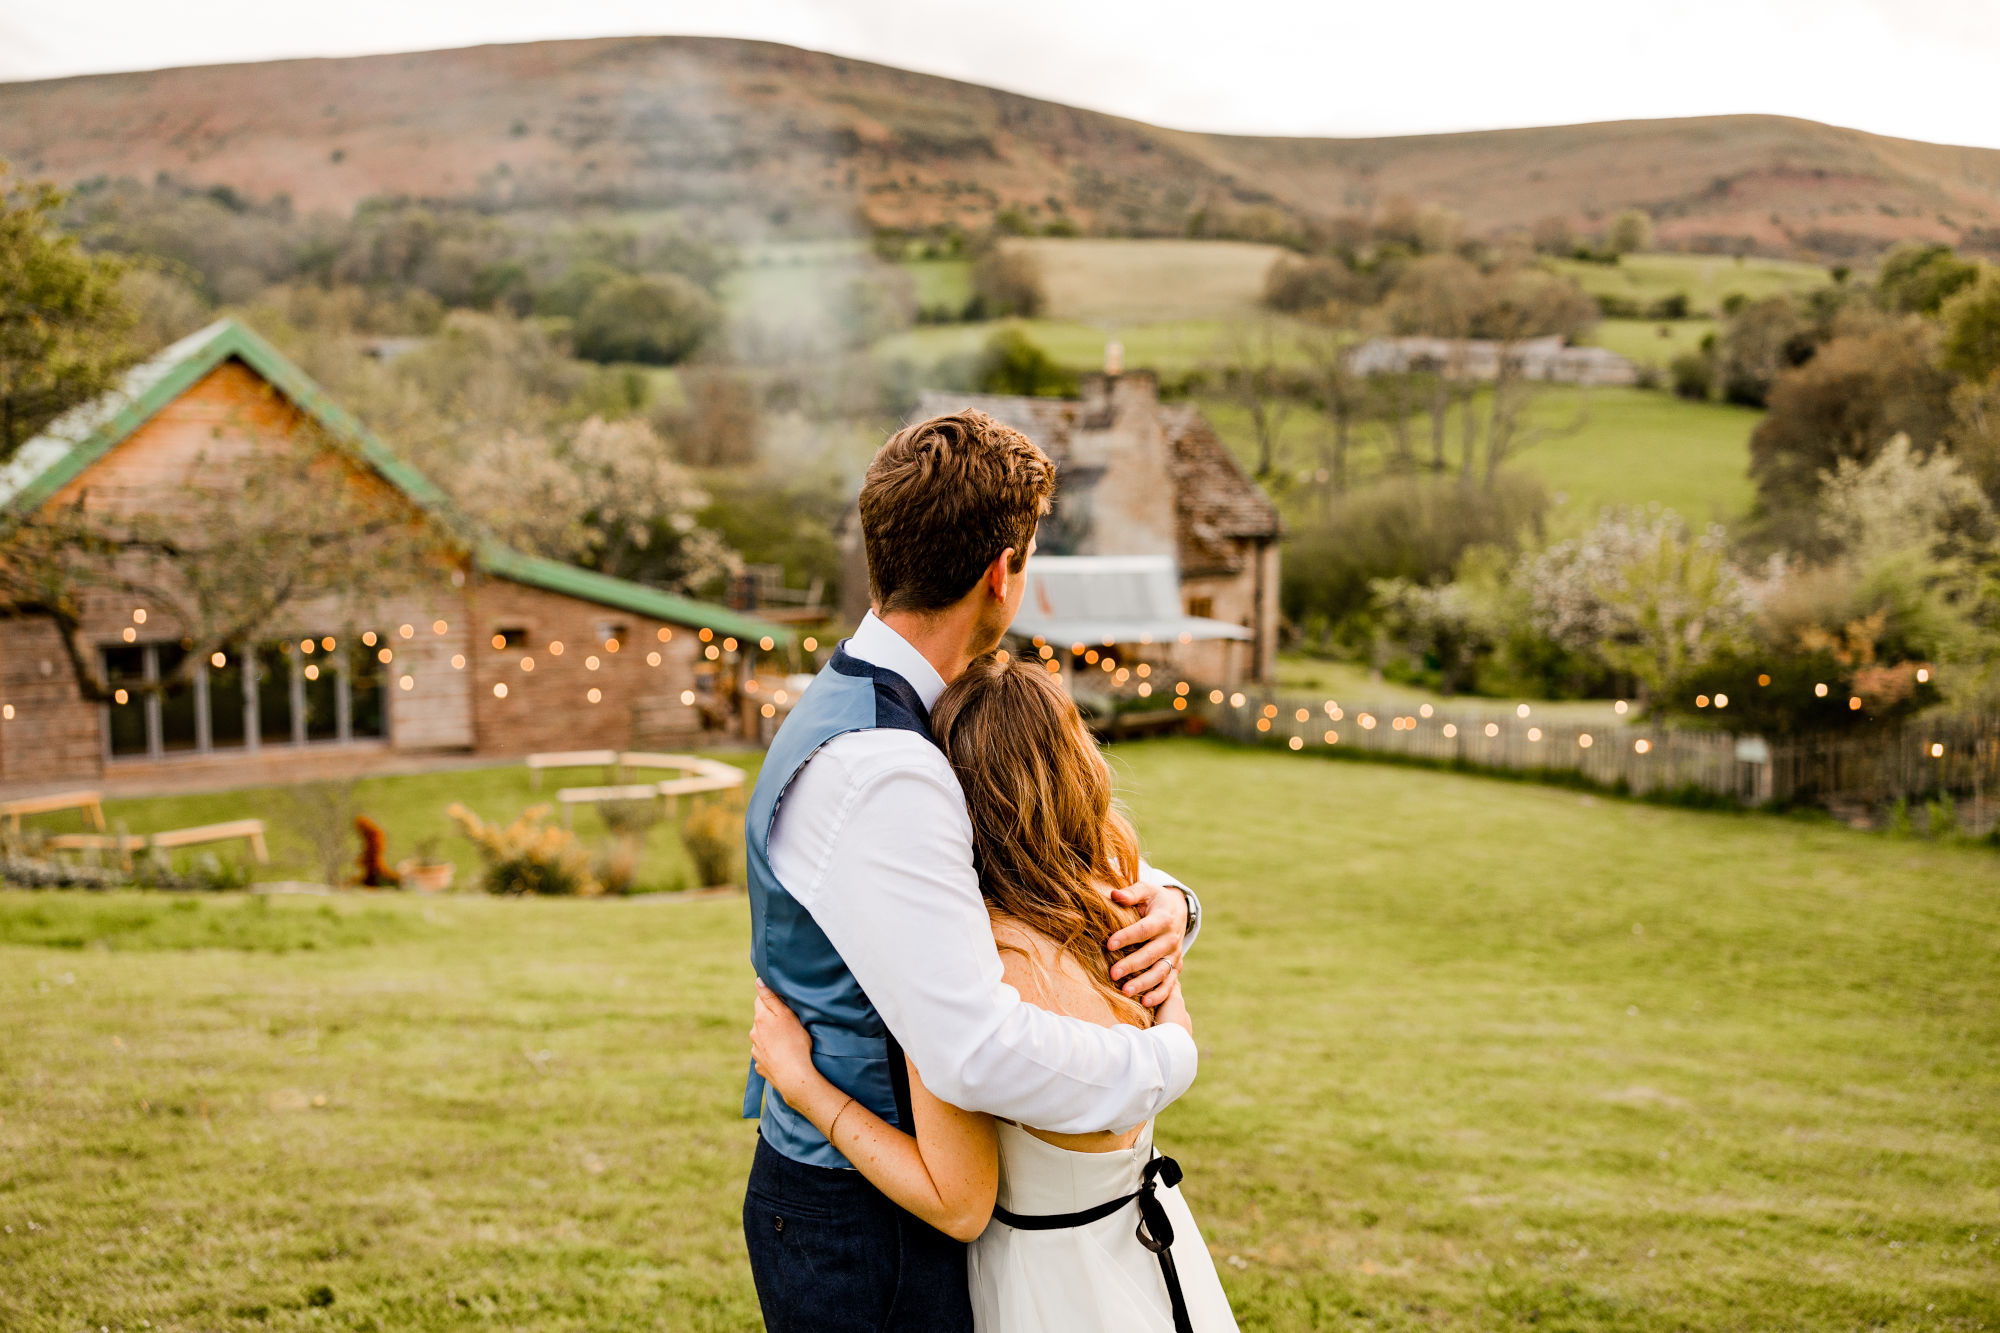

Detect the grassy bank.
xmin=5 ymin=738 xmax=1995 ymax=1330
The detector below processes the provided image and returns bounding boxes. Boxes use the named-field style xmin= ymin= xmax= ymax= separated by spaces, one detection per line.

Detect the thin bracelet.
xmin=827 ymin=1095 xmax=858 ymax=1142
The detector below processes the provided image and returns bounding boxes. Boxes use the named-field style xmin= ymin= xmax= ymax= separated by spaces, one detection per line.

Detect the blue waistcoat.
xmin=742 ymin=644 xmax=932 ymax=1168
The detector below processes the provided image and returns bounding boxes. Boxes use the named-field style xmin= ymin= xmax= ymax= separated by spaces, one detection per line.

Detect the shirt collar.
xmin=847 ymin=610 xmax=949 ymax=713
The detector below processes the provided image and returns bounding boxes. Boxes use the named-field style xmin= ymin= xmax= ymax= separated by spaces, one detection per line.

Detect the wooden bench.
xmin=2 ymin=789 xmax=107 ymax=833
xmin=552 ymin=755 xmax=745 ymax=826
xmin=554 ymin=784 xmax=665 ymax=829
xmin=48 ymin=818 xmax=269 ymax=866
xmin=526 ymin=750 xmax=620 ymax=789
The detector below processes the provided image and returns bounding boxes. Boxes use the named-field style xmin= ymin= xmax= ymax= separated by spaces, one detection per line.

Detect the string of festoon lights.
xmin=1005 ymin=653 xmax=1960 ymax=766
xmin=0 ymin=618 xmax=1958 ymax=774
xmin=0 ymin=610 xmax=817 ymax=723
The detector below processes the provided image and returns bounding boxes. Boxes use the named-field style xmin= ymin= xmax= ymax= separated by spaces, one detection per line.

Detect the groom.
xmin=741 ymin=410 xmax=1202 ymax=1330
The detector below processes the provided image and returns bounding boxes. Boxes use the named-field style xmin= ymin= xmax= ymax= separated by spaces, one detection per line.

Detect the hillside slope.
xmin=3 ymin=36 xmax=1997 ymax=254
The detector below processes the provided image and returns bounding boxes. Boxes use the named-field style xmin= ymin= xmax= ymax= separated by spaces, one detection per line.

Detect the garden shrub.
xmin=1670 ymin=351 xmax=1713 ymax=400
xmin=681 ymin=799 xmax=743 ymax=888
xmin=447 ymin=803 xmax=601 ymax=896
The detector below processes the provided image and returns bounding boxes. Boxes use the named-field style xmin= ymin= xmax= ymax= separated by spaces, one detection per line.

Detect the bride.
xmin=750 ymin=652 xmax=1238 ymax=1332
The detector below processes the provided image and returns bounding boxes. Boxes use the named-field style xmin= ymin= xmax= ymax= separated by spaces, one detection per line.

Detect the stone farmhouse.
xmin=844 ymin=372 xmax=1282 ymax=685
xmin=0 ymin=319 xmax=786 ymax=791
xmin=1346 ymin=335 xmax=1637 ymax=386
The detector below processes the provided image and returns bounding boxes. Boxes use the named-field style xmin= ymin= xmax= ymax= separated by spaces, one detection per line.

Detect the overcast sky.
xmin=4 ymin=0 xmax=1999 ymax=148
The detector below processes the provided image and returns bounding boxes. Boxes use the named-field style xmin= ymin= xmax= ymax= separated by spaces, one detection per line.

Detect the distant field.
xmin=1191 ymin=386 xmax=1758 ymax=527
xmin=1522 ymin=388 xmax=1759 ymax=526
xmin=1585 ymin=317 xmax=1716 ymax=367
xmin=1003 ymin=237 xmax=1290 ymax=322
xmin=874 ymin=316 xmax=1286 ymax=377
xmin=903 ymin=257 xmax=974 ymax=311
xmin=1549 ymin=252 xmax=1834 ymax=317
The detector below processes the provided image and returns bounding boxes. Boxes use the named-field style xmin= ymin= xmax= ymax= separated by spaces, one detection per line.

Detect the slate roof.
xmin=1158 ymin=404 xmax=1282 ymax=578
xmin=2 ymin=318 xmax=787 ymax=644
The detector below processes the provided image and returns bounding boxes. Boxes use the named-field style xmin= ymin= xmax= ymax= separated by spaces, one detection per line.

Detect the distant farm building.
xmin=0 ymin=319 xmax=785 ymax=790
xmin=1346 ymin=335 xmax=1638 ymax=386
xmin=845 ymin=372 xmax=1281 ymax=685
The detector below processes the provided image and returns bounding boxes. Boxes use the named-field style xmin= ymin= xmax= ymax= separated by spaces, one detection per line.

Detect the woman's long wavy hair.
xmin=931 ymin=653 xmax=1151 ymax=1029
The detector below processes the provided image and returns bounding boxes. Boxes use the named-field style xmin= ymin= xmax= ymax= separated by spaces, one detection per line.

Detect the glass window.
xmin=257 ymin=642 xmax=295 ymax=744
xmin=492 ymin=626 xmax=528 ymax=649
xmin=208 ymin=647 xmax=247 ymax=750
xmin=157 ymin=644 xmax=198 ymax=753
xmin=103 ymin=646 xmax=149 ymax=758
xmin=302 ymin=646 xmax=340 ymax=742
xmin=349 ymin=637 xmax=386 ymax=740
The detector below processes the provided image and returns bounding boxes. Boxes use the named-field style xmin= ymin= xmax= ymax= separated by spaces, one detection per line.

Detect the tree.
xmin=451 ymin=416 xmax=736 ymax=592
xmin=1715 ymin=296 xmax=1814 ymax=407
xmin=1217 ymin=321 xmax=1297 ymax=478
xmin=572 ymin=272 xmax=718 ymax=366
xmin=1468 ymin=268 xmax=1595 ymax=485
xmin=1523 ymin=508 xmax=1752 ymax=706
xmin=1606 ymin=209 xmax=1654 ymax=256
xmin=1262 ymin=255 xmax=1358 ymax=315
xmin=1876 ymin=241 xmax=1978 ymax=315
xmin=1531 ymin=215 xmax=1574 ymax=256
xmin=1296 ymin=314 xmax=1369 ymax=513
xmin=1749 ymin=321 xmax=1957 ymax=538
xmin=0 ymin=168 xmax=137 ymax=456
xmin=668 ymin=367 xmax=762 ymax=468
xmin=1386 ymin=255 xmax=1485 ymax=474
xmin=972 ymin=244 xmax=1046 ymax=318
xmin=975 ymin=326 xmax=1075 ymax=398
xmin=1941 ymin=264 xmax=2000 ymax=385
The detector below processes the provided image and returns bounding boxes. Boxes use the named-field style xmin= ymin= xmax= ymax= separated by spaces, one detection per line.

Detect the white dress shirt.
xmin=766 ymin=611 xmax=1199 ymax=1136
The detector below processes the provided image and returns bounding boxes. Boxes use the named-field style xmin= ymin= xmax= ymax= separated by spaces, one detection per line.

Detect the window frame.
xmin=101 ymin=636 xmax=393 ymax=764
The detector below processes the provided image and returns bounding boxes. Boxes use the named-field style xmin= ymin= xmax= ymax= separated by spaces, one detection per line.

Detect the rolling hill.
xmin=3 ymin=36 xmax=1999 ymax=255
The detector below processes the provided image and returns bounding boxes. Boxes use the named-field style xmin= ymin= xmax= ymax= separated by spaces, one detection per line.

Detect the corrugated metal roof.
xmin=1012 ymin=555 xmax=1251 ymax=645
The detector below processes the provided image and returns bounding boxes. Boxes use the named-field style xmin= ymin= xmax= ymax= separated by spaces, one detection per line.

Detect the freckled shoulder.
xmin=991 ymin=917 xmax=1059 ymax=1009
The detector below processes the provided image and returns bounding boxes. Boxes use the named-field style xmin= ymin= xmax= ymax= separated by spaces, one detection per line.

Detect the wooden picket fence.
xmin=1186 ymin=689 xmax=2000 ymax=832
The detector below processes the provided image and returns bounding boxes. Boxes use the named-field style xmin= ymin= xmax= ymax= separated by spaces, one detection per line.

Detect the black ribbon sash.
xmin=990 ymin=1154 xmax=1193 ymax=1333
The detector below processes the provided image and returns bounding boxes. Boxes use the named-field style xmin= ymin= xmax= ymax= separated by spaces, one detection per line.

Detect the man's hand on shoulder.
xmin=1105 ymin=880 xmax=1189 ymax=1010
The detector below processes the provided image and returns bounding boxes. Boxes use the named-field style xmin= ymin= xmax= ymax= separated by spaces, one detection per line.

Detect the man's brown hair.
xmin=859 ymin=410 xmax=1055 ymax=614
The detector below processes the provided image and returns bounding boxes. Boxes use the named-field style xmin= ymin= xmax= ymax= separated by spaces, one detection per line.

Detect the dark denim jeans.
xmin=743 ymin=1134 xmax=973 ymax=1332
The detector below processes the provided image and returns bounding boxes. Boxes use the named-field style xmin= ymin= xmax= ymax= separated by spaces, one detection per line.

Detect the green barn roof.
xmin=0 ymin=317 xmax=789 ymax=645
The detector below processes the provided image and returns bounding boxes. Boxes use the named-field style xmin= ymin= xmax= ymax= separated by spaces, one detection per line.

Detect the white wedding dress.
xmin=968 ymin=1120 xmax=1238 ymax=1332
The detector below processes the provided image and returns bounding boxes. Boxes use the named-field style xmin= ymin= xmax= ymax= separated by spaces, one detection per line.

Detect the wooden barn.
xmin=0 ymin=319 xmax=786 ymax=792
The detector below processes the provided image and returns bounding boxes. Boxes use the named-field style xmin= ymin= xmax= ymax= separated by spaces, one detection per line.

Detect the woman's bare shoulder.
xmin=990 ymin=917 xmax=1059 ymax=1005
xmin=990 ymin=914 xmax=1123 ymax=1027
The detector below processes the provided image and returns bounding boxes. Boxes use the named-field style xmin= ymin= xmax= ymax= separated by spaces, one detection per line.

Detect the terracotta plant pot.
xmin=401 ymin=861 xmax=456 ymax=893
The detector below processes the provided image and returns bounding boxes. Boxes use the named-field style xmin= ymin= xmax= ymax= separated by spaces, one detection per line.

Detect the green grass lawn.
xmin=1584 ymin=317 xmax=1716 ymax=368
xmin=1191 ymin=385 xmax=1758 ymax=528
xmin=1547 ymin=253 xmax=1836 ymax=317
xmin=1520 ymin=387 xmax=1760 ymax=527
xmin=17 ymin=757 xmax=763 ymax=893
xmin=5 ymin=739 xmax=1996 ymax=1330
